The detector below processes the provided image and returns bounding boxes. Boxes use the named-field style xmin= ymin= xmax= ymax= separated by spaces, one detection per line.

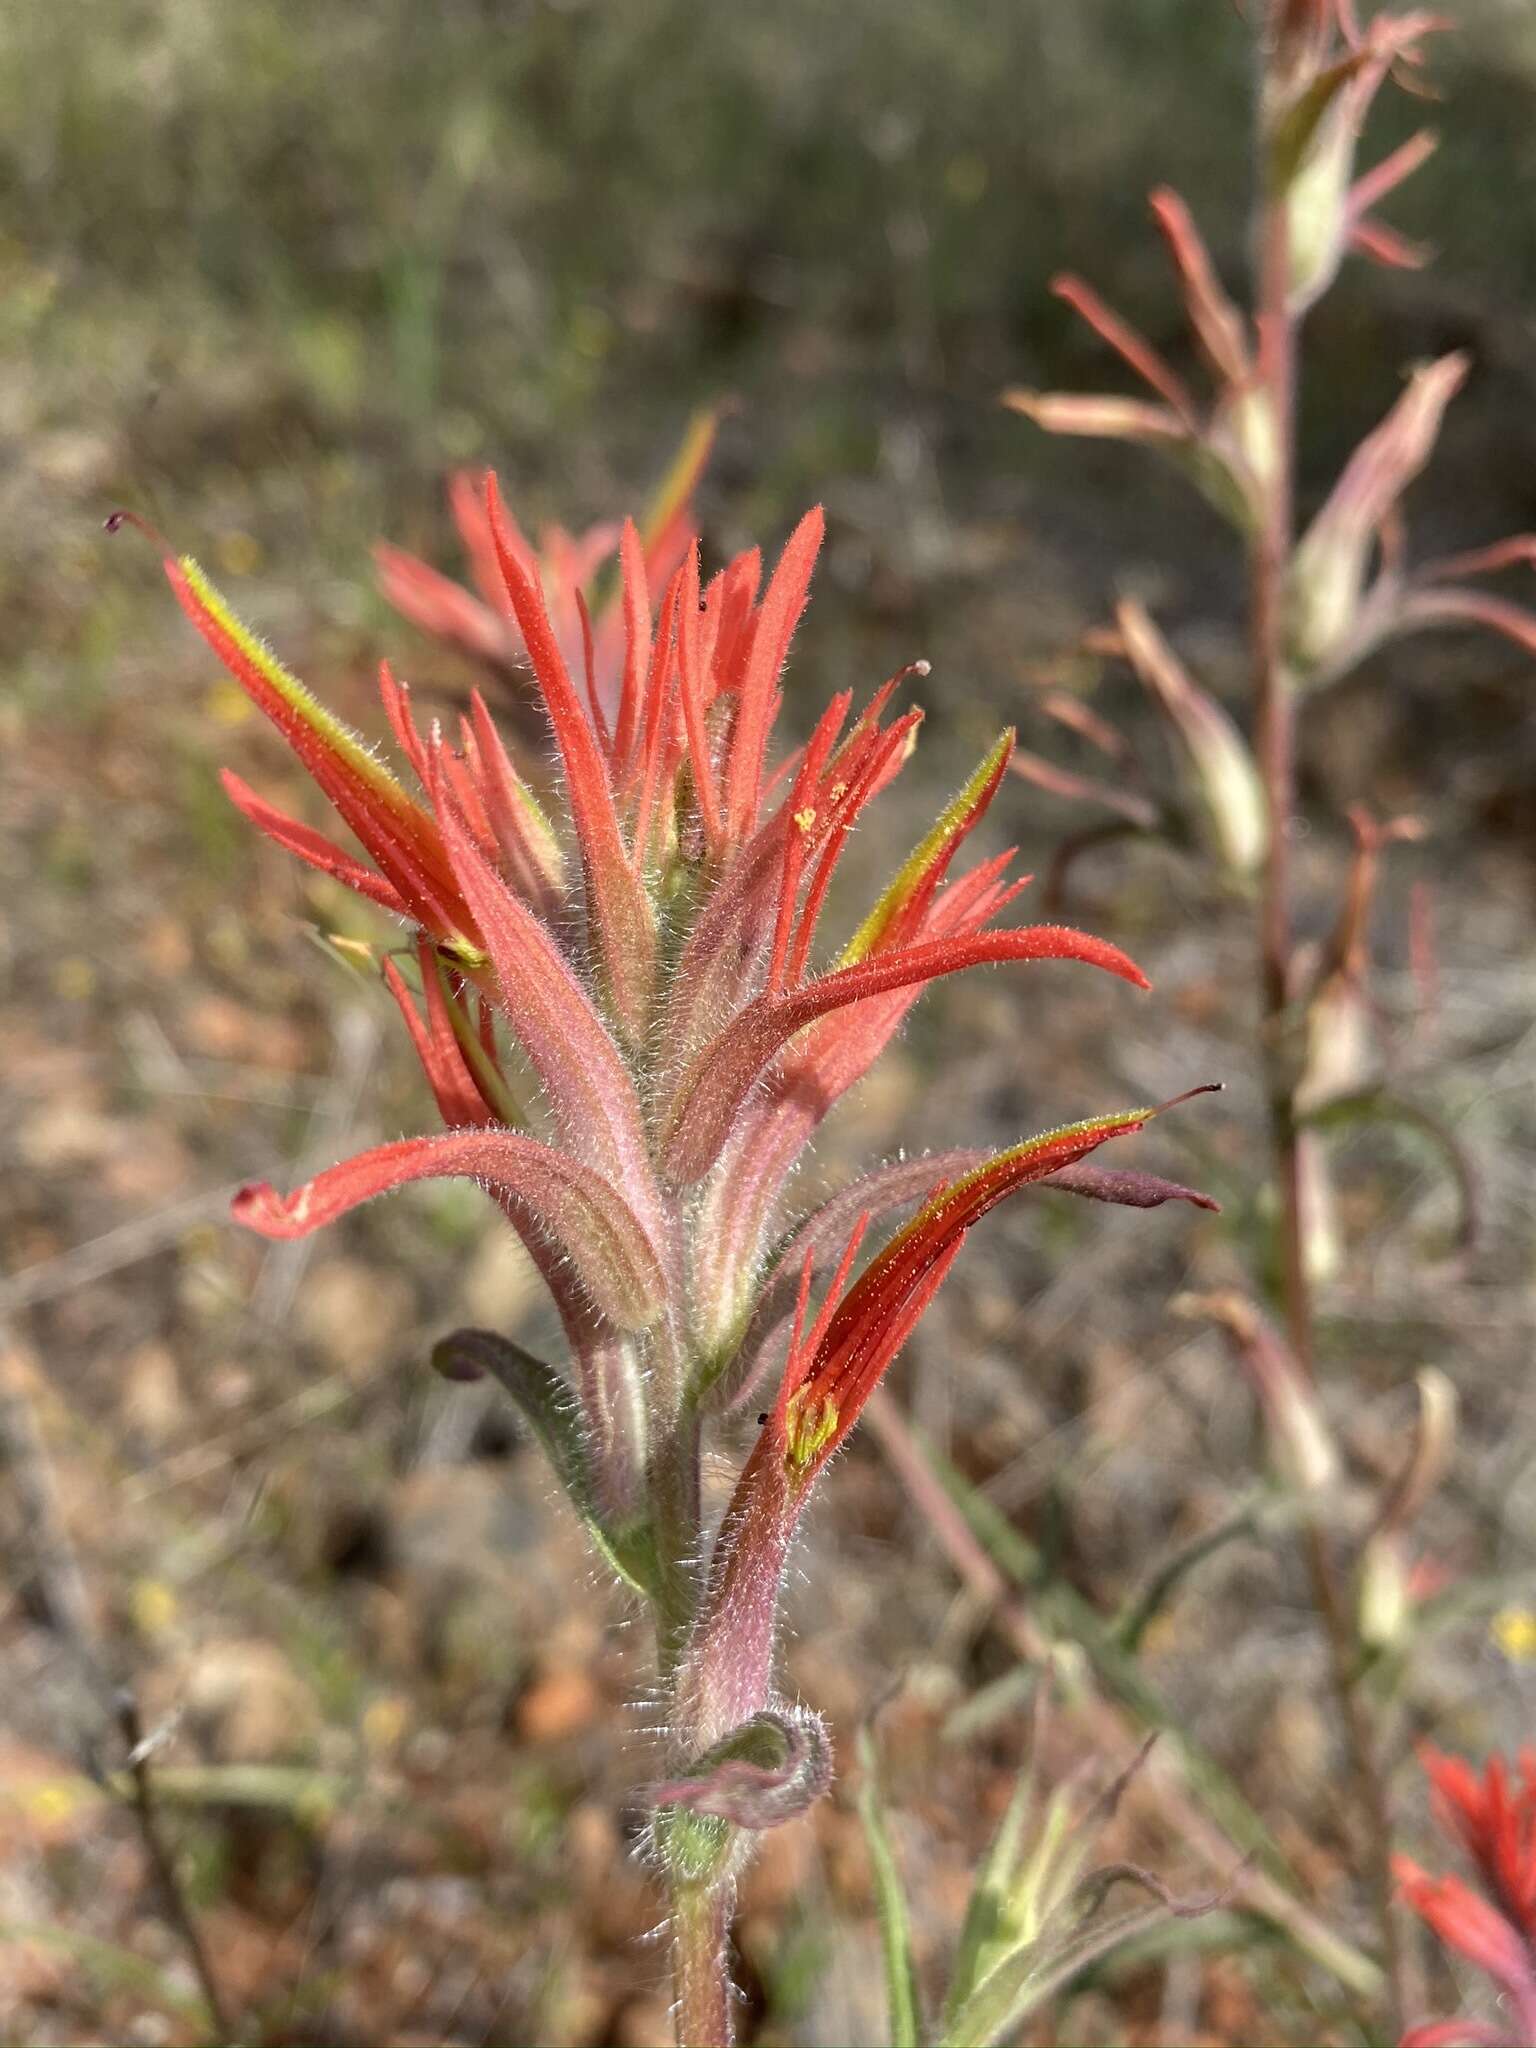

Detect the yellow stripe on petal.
xmin=840 ymin=729 xmax=1013 ymax=967
xmin=897 ymin=1106 xmax=1156 ymax=1243
xmin=178 ymin=557 xmax=418 ymax=820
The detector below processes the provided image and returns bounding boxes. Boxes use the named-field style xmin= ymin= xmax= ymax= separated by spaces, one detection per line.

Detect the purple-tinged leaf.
xmin=1042 ymin=1163 xmax=1219 ymax=1211
xmin=652 ymin=1707 xmax=833 ymax=1832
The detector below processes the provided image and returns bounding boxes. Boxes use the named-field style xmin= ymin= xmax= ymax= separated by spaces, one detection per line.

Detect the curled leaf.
xmin=652 ymin=1707 xmax=833 ymax=1832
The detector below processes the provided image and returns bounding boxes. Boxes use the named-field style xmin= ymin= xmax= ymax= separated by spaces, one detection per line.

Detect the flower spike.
xmin=162 ymin=483 xmax=1187 ymax=1802
xmin=1006 ymin=193 xmax=1269 ymax=532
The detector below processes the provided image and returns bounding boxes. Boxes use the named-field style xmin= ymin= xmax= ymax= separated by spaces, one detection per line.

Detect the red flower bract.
xmin=154 ymin=483 xmax=1196 ymax=1643
xmin=1396 ymin=1748 xmax=1536 ymax=2048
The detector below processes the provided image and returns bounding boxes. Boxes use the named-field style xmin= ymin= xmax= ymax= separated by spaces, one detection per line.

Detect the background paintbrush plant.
xmin=134 ymin=481 xmax=1218 ymax=2042
xmin=1008 ymin=4 xmax=1535 ymax=2042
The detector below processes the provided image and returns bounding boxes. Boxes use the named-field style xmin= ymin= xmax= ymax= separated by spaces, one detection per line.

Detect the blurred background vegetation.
xmin=2 ymin=2 xmax=1534 ymax=2044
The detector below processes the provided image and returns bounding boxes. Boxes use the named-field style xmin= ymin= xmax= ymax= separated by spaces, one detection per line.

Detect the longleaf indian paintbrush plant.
xmin=121 ymin=482 xmax=1216 ymax=2045
xmin=1005 ymin=5 xmax=1534 ymax=2040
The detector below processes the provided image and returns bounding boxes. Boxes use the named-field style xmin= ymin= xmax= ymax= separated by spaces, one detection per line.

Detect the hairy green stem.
xmin=671 ymin=1879 xmax=734 ymax=2048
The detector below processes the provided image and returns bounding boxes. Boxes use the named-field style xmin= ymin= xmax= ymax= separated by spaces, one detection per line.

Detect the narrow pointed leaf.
xmin=1042 ymin=1163 xmax=1218 ymax=1212
xmin=220 ymin=772 xmax=409 ymax=918
xmin=676 ymin=542 xmax=726 ymax=849
xmin=1397 ymin=585 xmax=1536 ymax=656
xmin=856 ymin=1722 xmax=923 ymax=2048
xmin=1009 ymin=751 xmax=1159 ymax=827
xmin=171 ymin=558 xmax=423 ymax=826
xmin=465 ymin=689 xmax=566 ymax=915
xmin=724 ymin=507 xmax=825 ymax=840
xmin=613 ymin=517 xmax=651 ymax=774
xmin=1049 ymin=276 xmax=1199 ymax=424
xmin=945 ymin=1743 xmax=1043 ymax=2024
xmin=663 ymin=927 xmax=1149 ymax=1185
xmin=842 ymin=730 xmax=1014 ymax=965
xmin=170 ymin=558 xmax=472 ymax=938
xmin=484 ymin=474 xmax=655 ymax=1034
xmin=1349 ymin=129 xmax=1439 ymax=221
xmin=1148 ymin=188 xmax=1250 ymax=388
xmin=232 ymin=1130 xmax=667 ymax=1331
xmin=940 ymin=1887 xmax=1194 ymax=2048
xmin=1350 ymin=216 xmax=1433 ymax=271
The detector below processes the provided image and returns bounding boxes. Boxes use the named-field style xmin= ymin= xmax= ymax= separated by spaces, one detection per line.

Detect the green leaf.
xmin=939 ymin=1892 xmax=1176 ymax=2048
xmin=1299 ymin=1087 xmax=1477 ymax=1256
xmin=1112 ymin=1496 xmax=1267 ymax=1654
xmin=431 ymin=1328 xmax=658 ymax=1599
xmin=917 ymin=1429 xmax=1290 ymax=1877
xmin=855 ymin=1720 xmax=924 ymax=2048
xmin=943 ymin=1747 xmax=1039 ymax=2027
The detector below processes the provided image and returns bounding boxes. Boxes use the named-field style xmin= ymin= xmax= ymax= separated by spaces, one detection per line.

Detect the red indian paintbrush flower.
xmin=141 ymin=476 xmax=1215 ymax=1904
xmin=1396 ymin=1747 xmax=1536 ymax=2048
xmin=158 ymin=488 xmax=1158 ymax=1373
